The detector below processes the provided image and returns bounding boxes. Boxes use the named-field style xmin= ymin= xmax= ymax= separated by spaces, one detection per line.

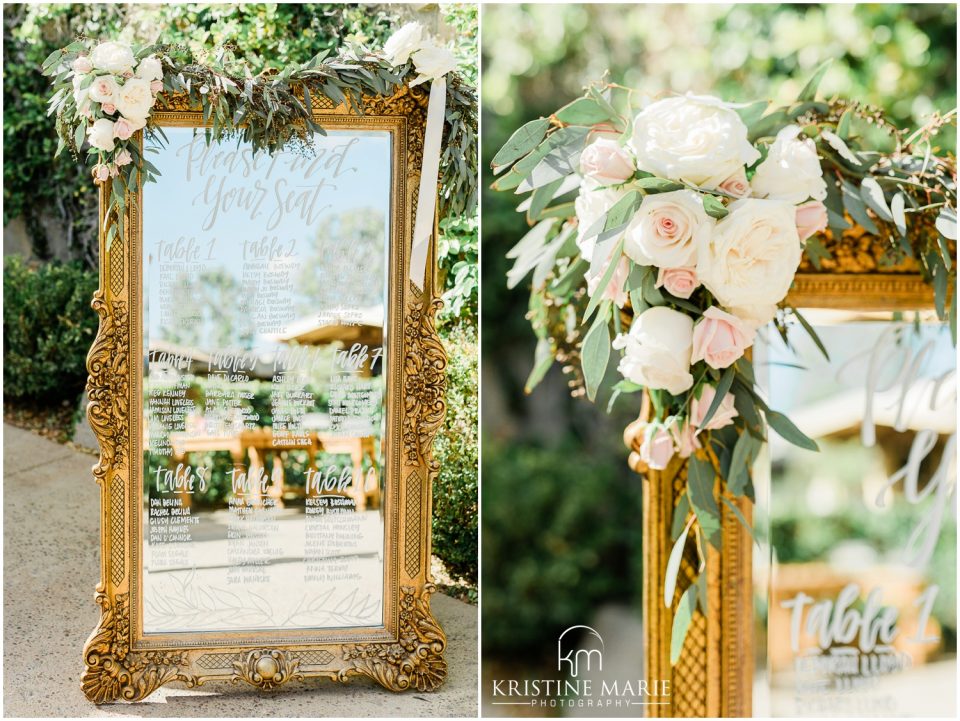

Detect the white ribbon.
xmin=409 ymin=75 xmax=446 ymax=291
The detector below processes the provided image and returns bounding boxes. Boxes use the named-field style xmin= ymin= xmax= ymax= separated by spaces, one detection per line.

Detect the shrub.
xmin=432 ymin=323 xmax=479 ymax=585
xmin=481 ymin=437 xmax=644 ymax=656
xmin=3 ymin=256 xmax=98 ymax=402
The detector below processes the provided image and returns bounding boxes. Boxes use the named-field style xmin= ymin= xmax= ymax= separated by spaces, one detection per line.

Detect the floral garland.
xmin=494 ymin=66 xmax=956 ymax=661
xmin=43 ymin=24 xmax=477 ymax=252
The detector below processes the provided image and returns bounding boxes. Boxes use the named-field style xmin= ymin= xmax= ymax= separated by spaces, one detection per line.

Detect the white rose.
xmin=574 ymin=178 xmax=628 ymax=262
xmin=114 ymin=78 xmax=155 ymax=124
xmin=629 ymin=94 xmax=760 ymax=189
xmin=87 ymin=118 xmax=116 ymax=152
xmin=136 ymin=55 xmax=163 ymax=82
xmin=624 ymin=189 xmax=713 ymax=268
xmin=750 ymin=125 xmax=827 ymax=204
xmin=409 ymin=42 xmax=457 ymax=87
xmin=383 ymin=22 xmax=424 ymax=65
xmin=612 ymin=306 xmax=694 ymax=395
xmin=697 ymin=198 xmax=802 ymax=311
xmin=87 ymin=74 xmax=119 ymax=104
xmin=90 ymin=41 xmax=135 ymax=74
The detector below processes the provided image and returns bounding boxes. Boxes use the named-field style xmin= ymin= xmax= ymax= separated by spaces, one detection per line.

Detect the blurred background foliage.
xmin=481 ymin=2 xmax=957 ymax=666
xmin=3 ymin=3 xmax=478 ymax=590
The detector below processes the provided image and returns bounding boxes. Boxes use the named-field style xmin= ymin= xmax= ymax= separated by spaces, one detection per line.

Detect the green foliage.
xmin=482 ymin=437 xmax=643 ymax=655
xmin=2 ymin=256 xmax=98 ymax=402
xmin=432 ymin=324 xmax=479 ymax=584
xmin=437 ymin=214 xmax=478 ymax=325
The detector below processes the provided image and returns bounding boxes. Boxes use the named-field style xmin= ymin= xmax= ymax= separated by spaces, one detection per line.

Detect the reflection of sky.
xmin=758 ymin=317 xmax=956 ymax=414
xmin=143 ymin=128 xmax=390 ymax=355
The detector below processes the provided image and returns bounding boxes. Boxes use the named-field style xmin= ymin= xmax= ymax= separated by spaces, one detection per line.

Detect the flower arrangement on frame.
xmin=42 ymin=25 xmax=477 ymax=253
xmin=493 ymin=63 xmax=956 ymax=661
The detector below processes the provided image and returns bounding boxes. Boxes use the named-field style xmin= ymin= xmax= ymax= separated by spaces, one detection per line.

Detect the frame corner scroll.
xmin=82 ymin=80 xmax=448 ymax=703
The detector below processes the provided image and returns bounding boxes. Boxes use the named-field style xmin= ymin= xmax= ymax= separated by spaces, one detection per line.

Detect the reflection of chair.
xmin=169 ymin=429 xmax=380 ymax=511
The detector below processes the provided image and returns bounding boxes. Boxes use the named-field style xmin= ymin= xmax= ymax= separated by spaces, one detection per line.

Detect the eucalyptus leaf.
xmin=687 ymin=455 xmax=721 ymax=549
xmin=891 ymin=192 xmax=907 ymax=237
xmin=665 ymin=517 xmax=693 ymax=608
xmin=582 ymin=304 xmax=612 ymax=401
xmin=634 ymin=177 xmax=684 ymax=193
xmin=525 ymin=338 xmax=555 ymax=394
xmin=699 ymin=367 xmax=735 ymax=429
xmin=860 ymin=177 xmax=893 ymax=222
xmin=798 ymin=60 xmax=831 ymax=102
xmin=670 ymin=584 xmax=698 ymax=665
xmin=766 ymin=410 xmax=818 ymax=451
xmin=492 ymin=118 xmax=550 ymax=172
xmin=555 ymin=97 xmax=610 ymax=126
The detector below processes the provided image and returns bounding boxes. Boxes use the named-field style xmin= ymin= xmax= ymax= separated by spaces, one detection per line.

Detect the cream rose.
xmin=691 ymin=306 xmax=755 ymax=369
xmin=90 ymin=41 xmax=135 ymax=74
xmin=796 ymin=200 xmax=828 ymax=243
xmin=697 ymin=198 xmax=802 ymax=311
xmin=574 ymin=178 xmax=628 ymax=261
xmin=409 ymin=42 xmax=457 ymax=87
xmin=114 ymin=78 xmax=155 ymax=124
xmin=136 ymin=55 xmax=163 ymax=82
xmin=689 ymin=384 xmax=739 ymax=431
xmin=750 ymin=125 xmax=827 ymax=204
xmin=87 ymin=118 xmax=116 ymax=152
xmin=623 ymin=189 xmax=713 ymax=268
xmin=580 ymin=137 xmax=635 ymax=185
xmin=87 ymin=74 xmax=119 ymax=104
xmin=383 ymin=22 xmax=424 ymax=65
xmin=612 ymin=306 xmax=694 ymax=395
xmin=629 ymin=94 xmax=760 ymax=189
xmin=655 ymin=267 xmax=699 ymax=299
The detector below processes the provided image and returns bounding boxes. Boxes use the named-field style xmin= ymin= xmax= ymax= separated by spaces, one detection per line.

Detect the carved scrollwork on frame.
xmin=402 ymin=291 xmax=448 ymax=467
xmin=231 ymin=650 xmax=304 ymax=691
xmin=86 ymin=293 xmax=130 ymax=483
xmin=82 ymin=593 xmax=186 ymax=703
xmin=340 ymin=585 xmax=447 ymax=692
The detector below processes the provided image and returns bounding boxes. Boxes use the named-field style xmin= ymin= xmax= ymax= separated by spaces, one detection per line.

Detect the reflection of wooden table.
xmin=169 ymin=429 xmax=380 ymax=511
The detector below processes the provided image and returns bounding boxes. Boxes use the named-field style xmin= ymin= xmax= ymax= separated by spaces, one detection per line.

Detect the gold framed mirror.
xmin=82 ymin=85 xmax=448 ymax=702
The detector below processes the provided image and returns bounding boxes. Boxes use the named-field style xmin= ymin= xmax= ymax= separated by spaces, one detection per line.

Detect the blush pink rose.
xmin=691 ymin=306 xmax=755 ymax=369
xmin=113 ymin=117 xmax=135 ymax=140
xmin=689 ymin=384 xmax=739 ymax=431
xmin=72 ymin=56 xmax=93 ymax=74
xmin=92 ymin=163 xmax=110 ymax=183
xmin=115 ymin=149 xmax=133 ymax=166
xmin=101 ymin=103 xmax=116 ymax=115
xmin=586 ymin=253 xmax=630 ymax=307
xmin=640 ymin=426 xmax=675 ymax=470
xmin=108 ymin=163 xmax=119 ymax=178
xmin=795 ymin=200 xmax=828 ymax=242
xmin=150 ymin=80 xmax=163 ymax=94
xmin=671 ymin=421 xmax=701 ymax=458
xmin=580 ymin=137 xmax=635 ymax=185
xmin=656 ymin=267 xmax=700 ymax=299
xmin=718 ymin=168 xmax=751 ymax=198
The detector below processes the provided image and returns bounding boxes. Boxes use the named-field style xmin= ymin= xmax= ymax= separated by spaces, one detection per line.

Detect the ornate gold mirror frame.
xmin=630 ymin=236 xmax=945 ymax=717
xmin=82 ymin=85 xmax=448 ymax=703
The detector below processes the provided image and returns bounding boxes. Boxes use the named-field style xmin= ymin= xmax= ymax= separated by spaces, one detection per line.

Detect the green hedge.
xmin=432 ymin=324 xmax=479 ymax=585
xmin=3 ymin=256 xmax=98 ymax=402
xmin=482 ymin=438 xmax=643 ymax=655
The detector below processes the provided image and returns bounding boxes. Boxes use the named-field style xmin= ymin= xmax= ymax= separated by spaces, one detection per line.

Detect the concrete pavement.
xmin=3 ymin=423 xmax=477 ymax=717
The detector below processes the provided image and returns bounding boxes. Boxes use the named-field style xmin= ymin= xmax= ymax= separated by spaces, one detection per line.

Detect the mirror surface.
xmin=755 ymin=311 xmax=956 ymax=717
xmin=141 ymin=126 xmax=392 ymax=634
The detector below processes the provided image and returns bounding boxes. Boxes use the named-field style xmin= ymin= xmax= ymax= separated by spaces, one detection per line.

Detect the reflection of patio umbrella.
xmin=270 ymin=306 xmax=384 ymax=347
xmin=788 ymin=374 xmax=957 ymax=440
